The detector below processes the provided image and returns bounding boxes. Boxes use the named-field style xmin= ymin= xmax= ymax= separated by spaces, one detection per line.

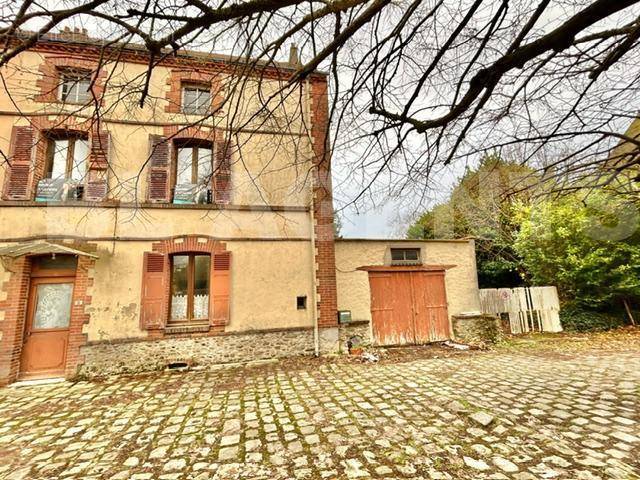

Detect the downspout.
xmin=305 ymin=77 xmax=320 ymax=356
xmin=310 ymin=189 xmax=319 ymax=357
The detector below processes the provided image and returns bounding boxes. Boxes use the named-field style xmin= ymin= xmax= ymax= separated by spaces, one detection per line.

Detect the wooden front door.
xmin=19 ymin=277 xmax=75 ymax=379
xmin=368 ymin=270 xmax=450 ymax=346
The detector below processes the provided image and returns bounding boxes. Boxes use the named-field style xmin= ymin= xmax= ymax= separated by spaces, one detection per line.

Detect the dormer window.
xmin=182 ymin=84 xmax=211 ymax=114
xmin=59 ymin=70 xmax=92 ymax=104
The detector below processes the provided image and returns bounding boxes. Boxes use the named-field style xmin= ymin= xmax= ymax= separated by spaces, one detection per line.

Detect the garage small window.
xmin=390 ymin=248 xmax=421 ymax=265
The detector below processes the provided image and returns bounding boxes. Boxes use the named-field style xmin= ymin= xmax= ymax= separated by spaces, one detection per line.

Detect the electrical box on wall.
xmin=337 ymin=310 xmax=352 ymax=324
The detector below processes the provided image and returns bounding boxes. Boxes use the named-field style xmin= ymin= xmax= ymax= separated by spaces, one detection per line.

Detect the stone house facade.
xmin=0 ymin=31 xmax=481 ymax=385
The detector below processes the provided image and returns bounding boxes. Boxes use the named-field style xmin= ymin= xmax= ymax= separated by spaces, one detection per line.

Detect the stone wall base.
xmin=78 ymin=324 xmax=375 ymax=378
xmin=338 ymin=322 xmax=371 ymax=352
xmin=452 ymin=314 xmax=503 ymax=346
xmin=79 ymin=329 xmax=315 ymax=378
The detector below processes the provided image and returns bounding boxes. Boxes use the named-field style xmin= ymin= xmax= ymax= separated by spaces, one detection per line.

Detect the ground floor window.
xmin=170 ymin=253 xmax=210 ymax=322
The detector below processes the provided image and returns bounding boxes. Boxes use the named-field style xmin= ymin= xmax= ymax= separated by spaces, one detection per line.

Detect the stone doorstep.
xmin=9 ymin=377 xmax=67 ymax=388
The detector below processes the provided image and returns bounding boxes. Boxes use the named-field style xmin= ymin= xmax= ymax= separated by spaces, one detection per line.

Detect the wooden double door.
xmin=368 ymin=270 xmax=450 ymax=346
xmin=20 ymin=272 xmax=75 ymax=380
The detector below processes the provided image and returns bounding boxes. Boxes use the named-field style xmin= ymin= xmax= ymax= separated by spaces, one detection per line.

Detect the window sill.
xmin=164 ymin=324 xmax=211 ymax=335
xmin=181 ymin=110 xmax=211 ymax=116
xmin=33 ymin=98 xmax=97 ymax=107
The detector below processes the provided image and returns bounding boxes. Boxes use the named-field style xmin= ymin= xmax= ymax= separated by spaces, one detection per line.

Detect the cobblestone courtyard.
xmin=0 ymin=331 xmax=639 ymax=480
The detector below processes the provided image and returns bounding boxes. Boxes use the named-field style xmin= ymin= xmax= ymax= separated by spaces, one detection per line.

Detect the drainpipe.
xmin=305 ymin=77 xmax=320 ymax=357
xmin=310 ymin=192 xmax=319 ymax=357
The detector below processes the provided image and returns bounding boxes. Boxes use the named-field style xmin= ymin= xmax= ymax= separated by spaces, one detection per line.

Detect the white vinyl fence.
xmin=479 ymin=286 xmax=562 ymax=334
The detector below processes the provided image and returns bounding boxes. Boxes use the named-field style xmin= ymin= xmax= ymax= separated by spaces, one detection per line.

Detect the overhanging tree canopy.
xmin=2 ymin=0 xmax=640 ymax=205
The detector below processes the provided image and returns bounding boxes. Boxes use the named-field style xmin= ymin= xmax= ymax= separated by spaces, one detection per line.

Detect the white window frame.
xmin=181 ymin=85 xmax=211 ymax=115
xmin=58 ymin=71 xmax=92 ymax=104
xmin=175 ymin=145 xmax=213 ymax=186
xmin=47 ymin=136 xmax=89 ymax=183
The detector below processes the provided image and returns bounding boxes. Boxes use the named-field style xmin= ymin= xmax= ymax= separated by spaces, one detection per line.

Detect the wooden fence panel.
xmin=480 ymin=286 xmax=562 ymax=334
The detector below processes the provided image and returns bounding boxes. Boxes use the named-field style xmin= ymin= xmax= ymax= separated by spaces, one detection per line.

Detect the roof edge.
xmin=336 ymin=237 xmax=473 ymax=243
xmin=10 ymin=30 xmax=329 ymax=77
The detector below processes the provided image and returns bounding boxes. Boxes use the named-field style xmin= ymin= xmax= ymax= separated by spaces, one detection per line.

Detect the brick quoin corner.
xmin=310 ymin=77 xmax=338 ymax=330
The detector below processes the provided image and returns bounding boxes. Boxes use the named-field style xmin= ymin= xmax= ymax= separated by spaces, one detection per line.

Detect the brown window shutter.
xmin=3 ymin=126 xmax=35 ymax=200
xmin=86 ymin=130 xmax=110 ymax=201
xmin=85 ymin=180 xmax=108 ymax=202
xmin=210 ymin=252 xmax=231 ymax=327
xmin=140 ymin=252 xmax=167 ymax=330
xmin=214 ymin=140 xmax=232 ymax=204
xmin=89 ymin=130 xmax=110 ymax=170
xmin=147 ymin=135 xmax=171 ymax=202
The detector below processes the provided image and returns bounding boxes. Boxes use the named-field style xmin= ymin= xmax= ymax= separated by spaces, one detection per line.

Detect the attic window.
xmin=390 ymin=248 xmax=421 ymax=265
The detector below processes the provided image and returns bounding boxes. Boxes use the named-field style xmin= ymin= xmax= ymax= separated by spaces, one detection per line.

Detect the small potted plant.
xmin=347 ymin=335 xmax=364 ymax=355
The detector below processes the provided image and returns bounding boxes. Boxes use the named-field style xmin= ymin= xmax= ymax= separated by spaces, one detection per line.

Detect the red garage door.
xmin=367 ymin=268 xmax=450 ymax=346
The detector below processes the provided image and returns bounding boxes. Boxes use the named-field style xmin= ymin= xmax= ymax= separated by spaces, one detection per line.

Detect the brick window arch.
xmin=140 ymin=236 xmax=231 ymax=334
xmin=165 ymin=70 xmax=224 ymax=114
xmin=35 ymin=56 xmax=106 ymax=104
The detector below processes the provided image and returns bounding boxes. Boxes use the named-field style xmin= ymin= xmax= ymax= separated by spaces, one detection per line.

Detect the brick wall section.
xmin=163 ymin=125 xmax=216 ymax=141
xmin=0 ymin=257 xmax=31 ymax=385
xmin=65 ymin=252 xmax=96 ymax=378
xmin=310 ymin=77 xmax=338 ymax=328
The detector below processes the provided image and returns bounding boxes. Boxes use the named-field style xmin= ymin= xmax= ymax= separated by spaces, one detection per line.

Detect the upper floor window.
xmin=176 ymin=144 xmax=213 ymax=186
xmin=46 ymin=135 xmax=89 ymax=182
xmin=182 ymin=84 xmax=211 ymax=114
xmin=390 ymin=247 xmax=421 ymax=265
xmin=59 ymin=70 xmax=92 ymax=104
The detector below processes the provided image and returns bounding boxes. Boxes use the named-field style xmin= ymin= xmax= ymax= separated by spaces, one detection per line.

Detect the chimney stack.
xmin=57 ymin=25 xmax=90 ymax=41
xmin=288 ymin=44 xmax=301 ymax=67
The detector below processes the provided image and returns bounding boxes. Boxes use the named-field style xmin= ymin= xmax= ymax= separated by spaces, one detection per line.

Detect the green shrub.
xmin=560 ymin=304 xmax=626 ymax=332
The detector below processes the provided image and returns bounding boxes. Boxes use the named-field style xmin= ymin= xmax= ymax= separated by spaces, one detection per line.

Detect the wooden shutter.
xmin=85 ymin=180 xmax=108 ymax=201
xmin=214 ymin=140 xmax=232 ymax=204
xmin=210 ymin=251 xmax=231 ymax=327
xmin=86 ymin=130 xmax=110 ymax=201
xmin=140 ymin=252 xmax=167 ymax=330
xmin=89 ymin=130 xmax=110 ymax=170
xmin=147 ymin=135 xmax=171 ymax=202
xmin=3 ymin=126 xmax=35 ymax=200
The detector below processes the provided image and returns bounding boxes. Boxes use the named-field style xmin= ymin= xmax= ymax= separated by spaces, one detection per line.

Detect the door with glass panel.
xmin=20 ymin=277 xmax=75 ymax=379
xmin=169 ymin=254 xmax=211 ymax=325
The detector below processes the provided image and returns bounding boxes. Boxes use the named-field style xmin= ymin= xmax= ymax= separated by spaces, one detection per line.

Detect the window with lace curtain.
xmin=169 ymin=254 xmax=210 ymax=323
